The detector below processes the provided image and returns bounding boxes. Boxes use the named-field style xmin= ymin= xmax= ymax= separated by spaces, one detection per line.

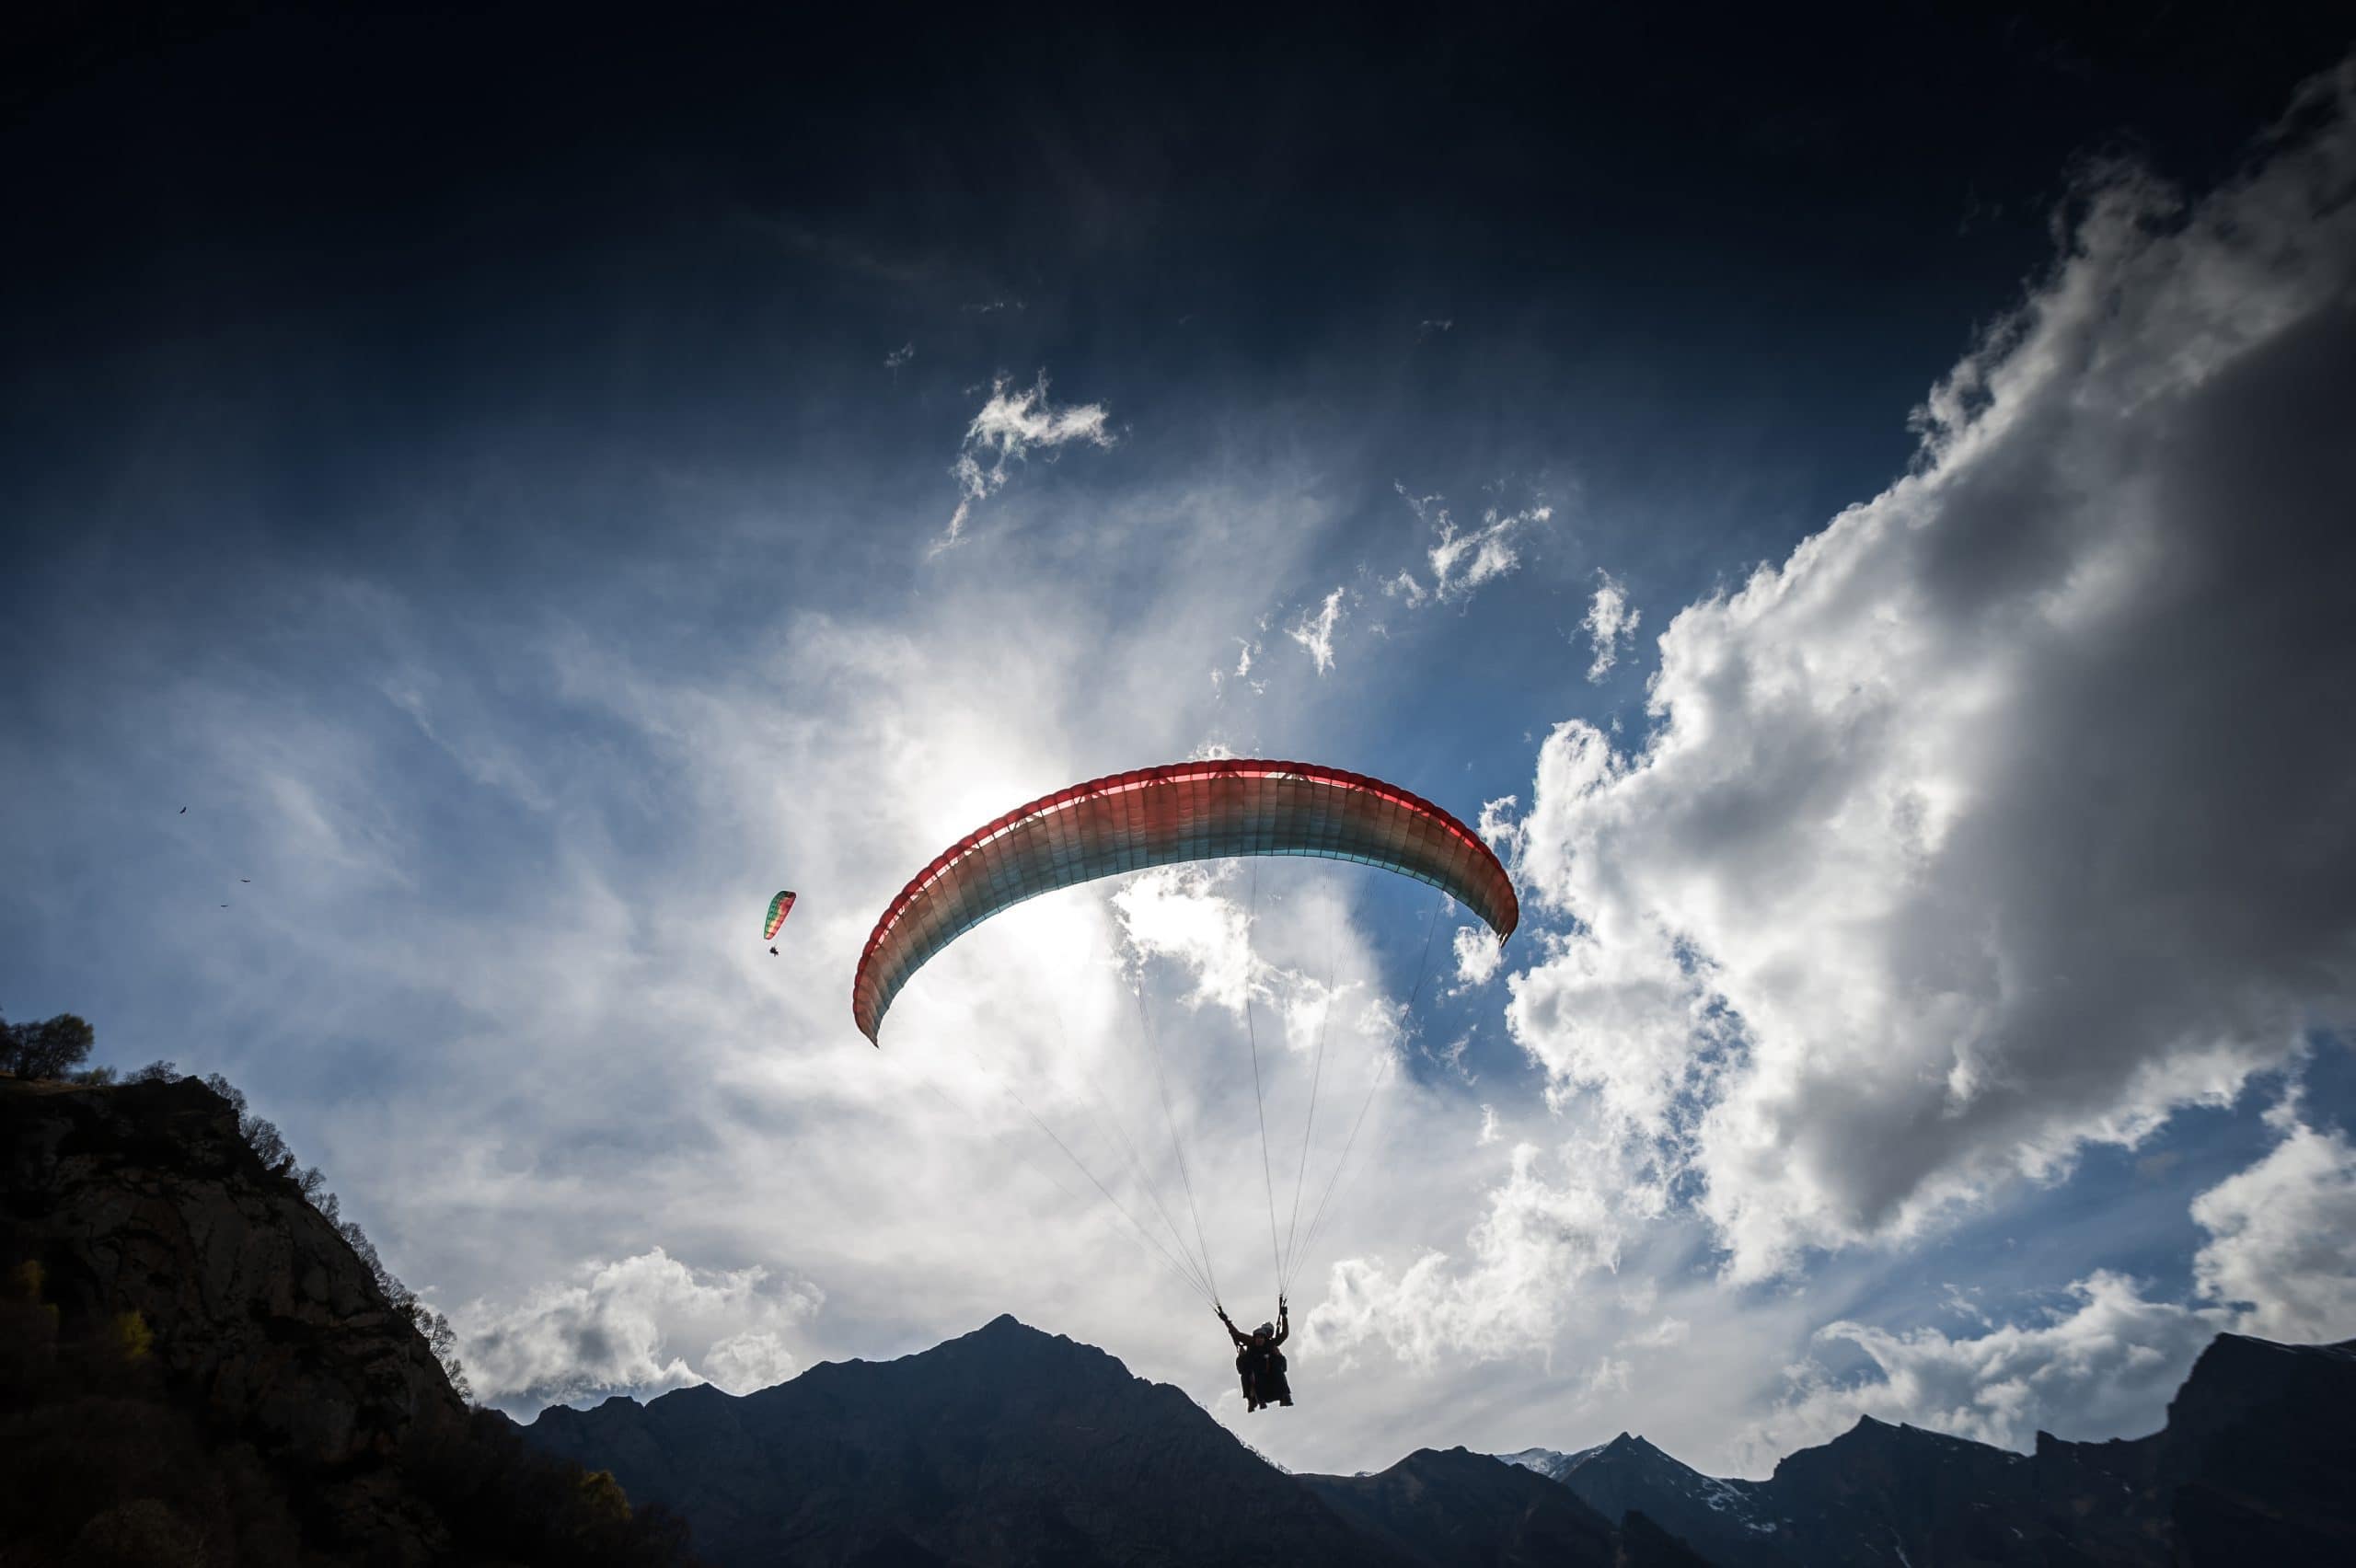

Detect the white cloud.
xmin=1432 ymin=504 xmax=1546 ymax=600
xmin=936 ymin=372 xmax=1115 ymax=552
xmin=1623 ymin=1315 xmax=1691 ymax=1350
xmin=1289 ymin=587 xmax=1347 ymax=673
xmin=1725 ymin=1084 xmax=2355 ymax=1470
xmin=1581 ymin=570 xmax=1639 ymax=681
xmin=1474 ymin=794 xmax=1524 ymax=861
xmin=1452 ymin=925 xmax=1503 ymax=987
xmin=1737 ymin=1271 xmax=2226 ymax=1466
xmin=1307 ymin=1138 xmax=1663 ymax=1370
xmin=1502 ymin=89 xmax=2356 ymax=1280
xmin=884 ymin=342 xmax=915 ymax=370
xmin=2191 ymin=1113 xmax=2356 ymax=1343
xmin=458 ymin=1248 xmax=823 ymax=1412
xmin=1113 ymin=866 xmax=1256 ymax=1015
xmin=704 ymin=1330 xmax=803 ymax=1396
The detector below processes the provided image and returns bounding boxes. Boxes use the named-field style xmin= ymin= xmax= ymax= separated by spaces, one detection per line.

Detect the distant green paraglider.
xmin=763 ymin=891 xmax=797 ymax=953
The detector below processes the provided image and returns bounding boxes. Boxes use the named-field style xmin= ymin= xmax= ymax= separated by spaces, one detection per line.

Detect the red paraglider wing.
xmin=852 ymin=759 xmax=1517 ymax=1043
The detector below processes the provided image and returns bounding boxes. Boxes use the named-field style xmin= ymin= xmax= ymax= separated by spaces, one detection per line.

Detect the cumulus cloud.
xmin=1503 ymin=84 xmax=2356 ymax=1279
xmin=1289 ymin=587 xmax=1347 ymax=673
xmin=704 ymin=1330 xmax=803 ymax=1395
xmin=2191 ymin=1111 xmax=2356 ymax=1342
xmin=458 ymin=1248 xmax=823 ymax=1413
xmin=1738 ymin=1271 xmax=2227 ymax=1466
xmin=1309 ymin=1140 xmax=1646 ymax=1369
xmin=937 ymin=372 xmax=1115 ymax=552
xmin=1581 ymin=570 xmax=1640 ymax=681
xmin=1475 ymin=795 xmax=1524 ymax=861
xmin=1113 ymin=866 xmax=1257 ymax=1014
xmin=1452 ymin=925 xmax=1503 ymax=987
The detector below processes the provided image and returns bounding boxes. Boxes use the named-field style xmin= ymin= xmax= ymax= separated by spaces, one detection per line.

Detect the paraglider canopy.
xmin=852 ymin=758 xmax=1517 ymax=1043
xmin=763 ymin=891 xmax=798 ymax=942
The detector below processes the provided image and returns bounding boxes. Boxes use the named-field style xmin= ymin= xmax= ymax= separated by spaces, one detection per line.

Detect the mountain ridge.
xmin=522 ymin=1304 xmax=2356 ymax=1567
xmin=1494 ymin=1332 xmax=2356 ymax=1567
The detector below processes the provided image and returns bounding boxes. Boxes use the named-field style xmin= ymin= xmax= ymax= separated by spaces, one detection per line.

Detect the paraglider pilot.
xmin=1218 ymin=1297 xmax=1291 ymax=1412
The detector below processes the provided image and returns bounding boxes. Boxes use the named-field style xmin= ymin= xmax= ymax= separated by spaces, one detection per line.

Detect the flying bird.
xmin=179 ymin=806 xmax=188 ymax=813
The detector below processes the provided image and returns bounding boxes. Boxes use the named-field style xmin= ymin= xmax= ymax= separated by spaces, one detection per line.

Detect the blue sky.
xmin=5 ymin=7 xmax=2354 ymax=1478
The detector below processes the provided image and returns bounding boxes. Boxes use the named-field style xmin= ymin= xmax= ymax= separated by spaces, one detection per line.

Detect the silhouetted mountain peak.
xmin=1601 ymin=1431 xmax=1670 ymax=1460
xmin=1304 ymin=1445 xmax=1623 ymax=1567
xmin=527 ymin=1309 xmax=1384 ymax=1567
xmin=1803 ymin=1410 xmax=2017 ymax=1466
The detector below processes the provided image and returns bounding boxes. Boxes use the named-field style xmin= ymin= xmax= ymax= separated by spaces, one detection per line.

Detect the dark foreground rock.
xmin=0 ymin=1075 xmax=696 ymax=1566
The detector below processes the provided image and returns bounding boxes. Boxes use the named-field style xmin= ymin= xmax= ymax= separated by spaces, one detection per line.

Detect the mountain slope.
xmin=1513 ymin=1435 xmax=1784 ymax=1567
xmin=1299 ymin=1446 xmax=1624 ymax=1567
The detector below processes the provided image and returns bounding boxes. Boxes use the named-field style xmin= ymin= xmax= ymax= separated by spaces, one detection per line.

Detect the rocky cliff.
xmin=0 ymin=1075 xmax=694 ymax=1566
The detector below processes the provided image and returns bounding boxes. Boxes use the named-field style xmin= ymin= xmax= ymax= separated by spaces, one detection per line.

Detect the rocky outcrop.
xmin=2153 ymin=1334 xmax=2356 ymax=1564
xmin=1 ymin=1075 xmax=694 ymax=1566
xmin=2 ymin=1075 xmax=467 ymax=1556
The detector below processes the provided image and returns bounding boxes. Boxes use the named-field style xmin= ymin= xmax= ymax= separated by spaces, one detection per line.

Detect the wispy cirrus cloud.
xmin=1384 ymin=484 xmax=1552 ymax=608
xmin=936 ymin=372 xmax=1115 ymax=554
xmin=1288 ymin=587 xmax=1348 ymax=673
xmin=1580 ymin=570 xmax=1639 ymax=681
